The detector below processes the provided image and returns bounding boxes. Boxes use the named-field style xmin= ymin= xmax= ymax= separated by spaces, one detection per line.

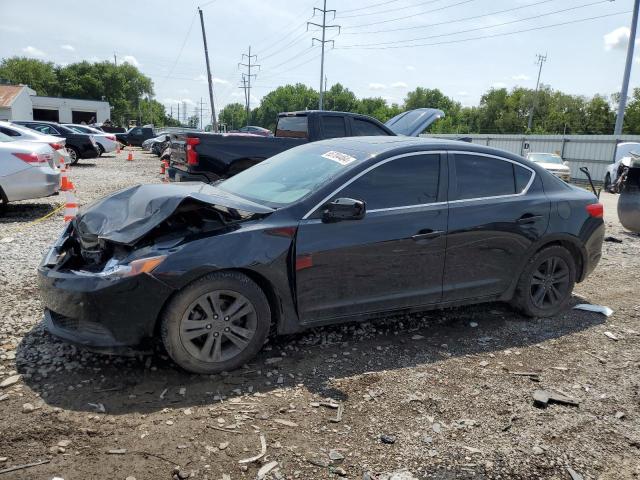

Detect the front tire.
xmin=160 ymin=271 xmax=271 ymax=374
xmin=511 ymin=246 xmax=576 ymax=317
xmin=97 ymin=144 xmax=104 ymax=156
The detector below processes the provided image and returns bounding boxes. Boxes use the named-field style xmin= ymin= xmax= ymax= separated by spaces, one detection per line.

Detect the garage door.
xmin=72 ymin=111 xmax=96 ymax=124
xmin=33 ymin=108 xmax=59 ymax=122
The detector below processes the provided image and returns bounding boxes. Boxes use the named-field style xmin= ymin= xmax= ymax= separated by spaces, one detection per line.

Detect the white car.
xmin=0 ymin=133 xmax=60 ymax=208
xmin=0 ymin=121 xmax=70 ymax=167
xmin=604 ymin=142 xmax=640 ymax=192
xmin=63 ymin=123 xmax=118 ymax=155
xmin=525 ymin=152 xmax=571 ymax=182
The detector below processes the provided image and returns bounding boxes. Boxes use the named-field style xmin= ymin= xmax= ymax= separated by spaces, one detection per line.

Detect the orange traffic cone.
xmin=127 ymin=145 xmax=134 ymax=161
xmin=116 ymin=142 xmax=121 ymax=154
xmin=59 ymin=159 xmax=74 ymax=191
xmin=164 ymin=160 xmax=170 ymax=183
xmin=160 ymin=160 xmax=166 ymax=175
xmin=63 ymin=190 xmax=78 ymax=223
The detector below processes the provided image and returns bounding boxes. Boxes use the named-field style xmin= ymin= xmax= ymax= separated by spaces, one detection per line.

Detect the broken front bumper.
xmin=38 ymin=251 xmax=175 ymax=351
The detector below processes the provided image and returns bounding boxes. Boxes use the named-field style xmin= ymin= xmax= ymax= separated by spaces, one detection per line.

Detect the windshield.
xmin=218 ymin=144 xmax=365 ymax=207
xmin=0 ymin=131 xmax=13 ymax=142
xmin=528 ymin=153 xmax=564 ymax=165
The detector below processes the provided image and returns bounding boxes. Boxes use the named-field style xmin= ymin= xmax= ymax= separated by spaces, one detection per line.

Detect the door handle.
xmin=516 ymin=214 xmax=543 ymax=224
xmin=411 ymin=229 xmax=444 ymax=241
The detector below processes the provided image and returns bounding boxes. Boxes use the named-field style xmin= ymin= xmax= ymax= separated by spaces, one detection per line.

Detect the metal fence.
xmin=421 ymin=134 xmax=640 ymax=184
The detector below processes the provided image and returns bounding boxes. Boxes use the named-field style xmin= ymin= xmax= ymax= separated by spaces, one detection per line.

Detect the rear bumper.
xmin=80 ymin=144 xmax=100 ymax=159
xmin=2 ymin=167 xmax=60 ymax=202
xmin=97 ymin=139 xmax=117 ymax=153
xmin=167 ymin=166 xmax=214 ymax=183
xmin=580 ymin=220 xmax=605 ymax=281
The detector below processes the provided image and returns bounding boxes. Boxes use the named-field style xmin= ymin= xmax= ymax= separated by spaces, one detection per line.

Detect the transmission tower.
xmin=238 ymin=46 xmax=260 ymax=126
xmin=527 ymin=53 xmax=547 ymax=131
xmin=308 ymin=1 xmax=340 ymax=110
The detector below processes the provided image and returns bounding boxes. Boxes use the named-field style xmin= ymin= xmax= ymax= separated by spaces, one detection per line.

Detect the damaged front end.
xmin=38 ymin=182 xmax=273 ymax=351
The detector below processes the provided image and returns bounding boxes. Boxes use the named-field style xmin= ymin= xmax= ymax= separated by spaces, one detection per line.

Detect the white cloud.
xmin=369 ymin=82 xmax=387 ymax=90
xmin=195 ymin=74 xmax=207 ymax=83
xmin=492 ymin=82 xmax=508 ymax=89
xmin=22 ymin=46 xmax=45 ymax=57
xmin=60 ymin=44 xmax=75 ymax=52
xmin=212 ymin=77 xmax=230 ymax=85
xmin=406 ymin=65 xmax=416 ymax=71
xmin=457 ymin=91 xmax=470 ymax=97
xmin=512 ymin=74 xmax=529 ymax=81
xmin=604 ymin=27 xmax=637 ymax=51
xmin=178 ymin=88 xmax=190 ymax=94
xmin=231 ymin=91 xmax=244 ymax=98
xmin=390 ymin=81 xmax=408 ymax=89
xmin=122 ymin=55 xmax=140 ymax=67
xmin=163 ymin=97 xmax=196 ymax=106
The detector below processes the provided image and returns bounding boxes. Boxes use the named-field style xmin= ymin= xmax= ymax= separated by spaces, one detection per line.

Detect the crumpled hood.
xmin=74 ymin=182 xmax=273 ymax=246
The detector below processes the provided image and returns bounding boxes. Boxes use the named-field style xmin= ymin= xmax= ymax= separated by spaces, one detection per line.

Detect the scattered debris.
xmin=256 ymin=461 xmax=278 ymax=479
xmin=273 ymin=419 xmax=298 ymax=427
xmin=238 ymin=434 xmax=267 ymax=464
xmin=265 ymin=357 xmax=283 ymax=365
xmin=566 ymin=466 xmax=584 ymax=480
xmin=308 ymin=456 xmax=330 ymax=468
xmin=330 ymin=403 xmax=344 ymax=423
xmin=531 ymin=446 xmax=544 ymax=455
xmin=573 ymin=304 xmax=614 ymax=316
xmin=0 ymin=459 xmax=50 ymax=475
xmin=509 ymin=371 xmax=540 ymax=381
xmin=469 ymin=322 xmax=478 ymax=328
xmin=615 ymin=411 xmax=626 ymax=420
xmin=0 ymin=375 xmax=20 ymax=389
xmin=107 ymin=449 xmax=127 ymax=455
xmin=533 ymin=390 xmax=579 ymax=409
xmin=604 ymin=236 xmax=623 ymax=243
xmin=380 ymin=434 xmax=396 ymax=444
xmin=604 ymin=331 xmax=619 ymax=341
xmin=21 ymin=403 xmax=35 ymax=413
xmin=585 ymin=351 xmax=606 ymax=364
xmin=88 ymin=402 xmax=106 ymax=413
xmin=411 ymin=334 xmax=424 ymax=340
xmin=329 ymin=450 xmax=345 ymax=461
xmin=463 ymin=446 xmax=483 ymax=454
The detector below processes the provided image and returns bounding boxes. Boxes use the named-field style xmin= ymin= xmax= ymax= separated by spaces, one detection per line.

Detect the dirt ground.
xmin=0 ymin=150 xmax=638 ymax=480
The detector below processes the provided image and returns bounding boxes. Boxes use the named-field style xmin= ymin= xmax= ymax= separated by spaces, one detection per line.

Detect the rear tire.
xmin=0 ymin=186 xmax=7 ymax=214
xmin=511 ymin=246 xmax=576 ymax=317
xmin=160 ymin=271 xmax=271 ymax=374
xmin=66 ymin=147 xmax=79 ymax=165
xmin=97 ymin=144 xmax=104 ymax=156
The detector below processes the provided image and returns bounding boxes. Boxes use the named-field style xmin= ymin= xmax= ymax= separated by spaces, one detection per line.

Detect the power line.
xmin=339 ymin=0 xmax=611 ymax=48
xmin=341 ymin=0 xmax=559 ymax=35
xmin=340 ymin=0 xmax=407 ymax=14
xmin=334 ymin=11 xmax=630 ymax=50
xmin=342 ymin=0 xmax=476 ymax=29
xmin=238 ymin=46 xmax=260 ymax=126
xmin=309 ymin=1 xmax=340 ymax=110
xmin=260 ymin=29 xmax=312 ymax=62
xmin=160 ymin=11 xmax=198 ymax=87
xmin=338 ymin=0 xmax=444 ymax=19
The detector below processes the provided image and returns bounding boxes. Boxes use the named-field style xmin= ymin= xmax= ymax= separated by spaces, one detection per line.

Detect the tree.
xmin=219 ymin=103 xmax=247 ymax=130
xmin=0 ymin=57 xmax=59 ymax=95
xmin=252 ymin=84 xmax=319 ymax=131
xmin=323 ymin=83 xmax=358 ymax=112
xmin=187 ymin=114 xmax=199 ymax=128
xmin=623 ymin=88 xmax=640 ymax=134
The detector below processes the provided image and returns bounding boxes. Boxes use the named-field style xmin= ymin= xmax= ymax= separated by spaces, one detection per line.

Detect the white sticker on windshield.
xmin=322 ymin=150 xmax=356 ymax=166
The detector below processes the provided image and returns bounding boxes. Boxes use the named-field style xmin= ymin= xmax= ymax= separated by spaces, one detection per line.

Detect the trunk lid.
xmin=74 ymin=182 xmax=273 ymax=246
xmin=385 ymin=108 xmax=445 ymax=137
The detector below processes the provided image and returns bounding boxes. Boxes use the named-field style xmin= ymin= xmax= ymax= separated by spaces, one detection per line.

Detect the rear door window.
xmin=352 ymin=118 xmax=390 ymax=136
xmin=275 ymin=116 xmax=308 ymax=139
xmin=338 ymin=154 xmax=440 ymax=210
xmin=31 ymin=124 xmax=60 ymax=135
xmin=321 ymin=116 xmax=347 ymax=139
xmin=0 ymin=127 xmax=20 ymax=137
xmin=454 ymin=154 xmax=531 ymax=200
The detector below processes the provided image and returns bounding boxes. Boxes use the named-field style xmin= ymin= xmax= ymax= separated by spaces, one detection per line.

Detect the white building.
xmin=0 ymin=84 xmax=111 ymax=123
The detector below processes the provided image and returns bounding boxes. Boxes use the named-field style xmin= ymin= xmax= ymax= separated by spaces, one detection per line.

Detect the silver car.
xmin=0 ymin=121 xmax=70 ymax=167
xmin=0 ymin=132 xmax=60 ymax=207
xmin=525 ymin=152 xmax=571 ymax=182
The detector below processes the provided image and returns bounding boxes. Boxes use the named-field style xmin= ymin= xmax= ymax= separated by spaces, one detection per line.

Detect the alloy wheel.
xmin=529 ymin=256 xmax=571 ymax=309
xmin=179 ymin=290 xmax=257 ymax=363
xmin=66 ymin=148 xmax=77 ymax=163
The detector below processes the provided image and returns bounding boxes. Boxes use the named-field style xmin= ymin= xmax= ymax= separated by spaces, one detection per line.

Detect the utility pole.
xmin=182 ymin=101 xmax=187 ymax=124
xmin=615 ymin=0 xmax=640 ymax=135
xmin=170 ymin=105 xmax=173 ymax=120
xmin=239 ymin=46 xmax=259 ymax=126
xmin=113 ymin=53 xmax=117 ymax=67
xmin=177 ymin=103 xmax=180 ymax=125
xmin=308 ymin=1 xmax=340 ymax=110
xmin=198 ymin=7 xmax=217 ymax=131
xmin=527 ymin=53 xmax=547 ymax=131
xmin=239 ymin=76 xmax=249 ymax=122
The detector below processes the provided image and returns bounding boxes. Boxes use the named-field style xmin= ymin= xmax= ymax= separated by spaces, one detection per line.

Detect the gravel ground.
xmin=0 ymin=151 xmax=638 ymax=480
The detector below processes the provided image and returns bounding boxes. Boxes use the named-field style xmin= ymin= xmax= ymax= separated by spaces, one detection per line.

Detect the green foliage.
xmin=0 ymin=56 xmax=175 ymax=127
xmin=623 ymin=88 xmax=640 ymax=134
xmin=219 ymin=103 xmax=247 ymax=130
xmin=252 ymin=83 xmax=319 ymax=131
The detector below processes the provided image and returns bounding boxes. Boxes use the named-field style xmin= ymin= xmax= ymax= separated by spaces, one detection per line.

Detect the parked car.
xmin=231 ymin=126 xmax=273 ymax=137
xmin=38 ymin=137 xmax=604 ymax=373
xmin=142 ymin=134 xmax=171 ymax=156
xmin=0 ymin=133 xmax=60 ymax=209
xmin=63 ymin=123 xmax=118 ymax=155
xmin=13 ymin=121 xmax=99 ymax=165
xmin=116 ymin=126 xmax=156 ymax=147
xmin=604 ymin=142 xmax=640 ymax=192
xmin=525 ymin=152 xmax=571 ymax=182
xmin=168 ymin=108 xmax=444 ymax=183
xmin=0 ymin=121 xmax=71 ymax=167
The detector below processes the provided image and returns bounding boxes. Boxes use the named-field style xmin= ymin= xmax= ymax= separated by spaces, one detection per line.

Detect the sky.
xmin=0 ymin=0 xmax=638 ymax=124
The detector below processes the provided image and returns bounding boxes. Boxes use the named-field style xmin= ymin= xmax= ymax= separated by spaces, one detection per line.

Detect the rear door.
xmin=295 ymin=152 xmax=448 ymax=323
xmin=443 ymin=151 xmax=549 ymax=301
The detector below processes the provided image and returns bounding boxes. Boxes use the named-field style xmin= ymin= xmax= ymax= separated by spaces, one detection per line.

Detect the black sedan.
xmin=13 ymin=120 xmax=100 ymax=164
xmin=38 ymin=137 xmax=604 ymax=373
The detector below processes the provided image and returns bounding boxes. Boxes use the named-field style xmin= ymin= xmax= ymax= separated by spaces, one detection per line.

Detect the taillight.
xmin=106 ymin=135 xmax=116 ymax=141
xmin=586 ymin=203 xmax=603 ymax=218
xmin=186 ymin=137 xmax=200 ymax=166
xmin=49 ymin=142 xmax=64 ymax=150
xmin=13 ymin=152 xmax=49 ymax=164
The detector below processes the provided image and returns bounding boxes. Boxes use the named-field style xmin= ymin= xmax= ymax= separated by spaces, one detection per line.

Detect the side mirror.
xmin=165 ymin=135 xmax=170 ymax=141
xmin=322 ymin=198 xmax=366 ymax=222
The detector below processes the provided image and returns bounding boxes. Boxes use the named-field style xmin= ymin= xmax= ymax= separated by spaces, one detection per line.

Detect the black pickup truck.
xmin=116 ymin=126 xmax=156 ymax=147
xmin=168 ymin=108 xmax=443 ymax=182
